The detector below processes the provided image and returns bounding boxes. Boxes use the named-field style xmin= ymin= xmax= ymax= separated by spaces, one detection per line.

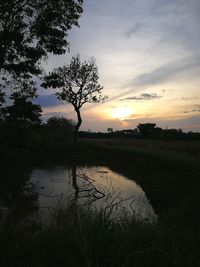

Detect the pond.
xmin=25 ymin=165 xmax=157 ymax=224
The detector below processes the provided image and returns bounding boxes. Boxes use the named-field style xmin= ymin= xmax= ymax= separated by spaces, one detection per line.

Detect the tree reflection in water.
xmin=69 ymin=165 xmax=146 ymax=222
xmin=1 ymin=165 xmax=157 ymax=226
xmin=70 ymin=164 xmax=106 ymax=204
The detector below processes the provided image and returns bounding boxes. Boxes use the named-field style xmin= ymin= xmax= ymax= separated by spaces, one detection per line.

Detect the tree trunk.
xmin=72 ymin=164 xmax=79 ymax=200
xmin=73 ymin=108 xmax=82 ymax=147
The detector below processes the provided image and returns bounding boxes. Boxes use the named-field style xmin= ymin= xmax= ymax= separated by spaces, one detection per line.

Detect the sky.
xmin=38 ymin=0 xmax=200 ymax=132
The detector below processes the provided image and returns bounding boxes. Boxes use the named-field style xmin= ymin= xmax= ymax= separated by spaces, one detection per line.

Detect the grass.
xmin=0 ymin=137 xmax=200 ymax=267
xmin=0 ymin=206 xmax=200 ymax=267
xmin=77 ymin=138 xmax=200 ymax=212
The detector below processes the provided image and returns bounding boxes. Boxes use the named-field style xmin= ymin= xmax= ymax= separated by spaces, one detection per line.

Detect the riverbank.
xmin=0 ymin=138 xmax=200 ymax=266
xmin=1 ymin=205 xmax=200 ymax=267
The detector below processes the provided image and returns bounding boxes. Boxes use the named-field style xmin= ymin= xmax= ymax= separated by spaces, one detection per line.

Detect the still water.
xmin=26 ymin=165 xmax=157 ymax=223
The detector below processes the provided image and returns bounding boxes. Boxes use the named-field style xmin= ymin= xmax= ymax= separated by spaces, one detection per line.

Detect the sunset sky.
xmin=38 ymin=0 xmax=200 ymax=132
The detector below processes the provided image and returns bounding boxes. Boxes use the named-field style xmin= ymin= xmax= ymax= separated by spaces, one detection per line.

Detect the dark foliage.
xmin=0 ymin=91 xmax=5 ymax=106
xmin=2 ymin=82 xmax=42 ymax=128
xmin=79 ymin=123 xmax=200 ymax=141
xmin=137 ymin=123 xmax=156 ymax=138
xmin=0 ymin=0 xmax=83 ymax=104
xmin=0 ymin=0 xmax=83 ymax=75
xmin=44 ymin=116 xmax=74 ymax=146
xmin=43 ymin=55 xmax=107 ymax=145
xmin=46 ymin=116 xmax=74 ymax=130
xmin=0 ymin=115 xmax=75 ymax=165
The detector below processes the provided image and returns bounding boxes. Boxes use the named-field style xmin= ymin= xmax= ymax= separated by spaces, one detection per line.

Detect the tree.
xmin=43 ymin=55 xmax=107 ymax=145
xmin=137 ymin=123 xmax=156 ymax=138
xmin=3 ymin=83 xmax=42 ymax=128
xmin=45 ymin=116 xmax=74 ymax=141
xmin=0 ymin=91 xmax=5 ymax=106
xmin=0 ymin=90 xmax=5 ymax=122
xmin=107 ymin=128 xmax=113 ymax=133
xmin=46 ymin=117 xmax=74 ymax=130
xmin=0 ymin=0 xmax=83 ymax=102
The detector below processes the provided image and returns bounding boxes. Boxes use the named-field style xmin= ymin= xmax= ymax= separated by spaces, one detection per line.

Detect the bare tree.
xmin=43 ymin=55 xmax=107 ymax=146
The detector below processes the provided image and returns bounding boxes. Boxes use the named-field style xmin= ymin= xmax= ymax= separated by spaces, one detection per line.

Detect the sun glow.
xmin=111 ymin=106 xmax=133 ymax=120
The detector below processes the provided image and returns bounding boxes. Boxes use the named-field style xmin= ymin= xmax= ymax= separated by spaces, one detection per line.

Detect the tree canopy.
xmin=3 ymin=85 xmax=42 ymax=127
xmin=0 ymin=0 xmax=83 ymax=105
xmin=0 ymin=0 xmax=83 ymax=76
xmin=46 ymin=116 xmax=74 ymax=130
xmin=43 ymin=55 xmax=107 ymax=145
xmin=137 ymin=123 xmax=157 ymax=138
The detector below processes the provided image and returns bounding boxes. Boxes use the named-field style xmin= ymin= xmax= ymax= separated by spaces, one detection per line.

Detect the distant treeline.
xmin=1 ymin=90 xmax=199 ymax=145
xmin=79 ymin=123 xmax=200 ymax=141
xmin=1 ymin=114 xmax=200 ymax=154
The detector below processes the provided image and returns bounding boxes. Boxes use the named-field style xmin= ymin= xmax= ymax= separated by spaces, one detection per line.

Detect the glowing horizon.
xmin=37 ymin=0 xmax=200 ymax=132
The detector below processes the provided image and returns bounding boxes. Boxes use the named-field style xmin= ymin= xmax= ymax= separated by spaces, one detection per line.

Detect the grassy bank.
xmin=1 ymin=206 xmax=200 ymax=267
xmin=1 ymin=137 xmax=200 ymax=219
xmin=0 ymin=137 xmax=200 ymax=267
xmin=77 ymin=138 xmax=200 ymax=216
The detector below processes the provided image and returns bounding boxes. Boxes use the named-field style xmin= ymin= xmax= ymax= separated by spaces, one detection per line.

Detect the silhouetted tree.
xmin=137 ymin=123 xmax=156 ymax=138
xmin=0 ymin=0 xmax=83 ymax=74
xmin=45 ymin=116 xmax=74 ymax=142
xmin=43 ymin=55 xmax=107 ymax=146
xmin=107 ymin=128 xmax=113 ymax=133
xmin=0 ymin=91 xmax=5 ymax=122
xmin=0 ymin=0 xmax=83 ymax=102
xmin=46 ymin=117 xmax=74 ymax=130
xmin=3 ymin=84 xmax=42 ymax=128
xmin=0 ymin=91 xmax=5 ymax=106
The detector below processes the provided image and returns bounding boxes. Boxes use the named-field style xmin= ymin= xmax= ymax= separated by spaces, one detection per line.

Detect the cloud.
xmin=181 ymin=96 xmax=199 ymax=100
xmin=35 ymin=0 xmax=200 ymax=132
xmin=183 ymin=109 xmax=200 ymax=114
xmin=121 ymin=93 xmax=162 ymax=101
xmin=125 ymin=22 xmax=143 ymax=38
xmin=132 ymin=55 xmax=200 ymax=87
xmin=183 ymin=104 xmax=200 ymax=113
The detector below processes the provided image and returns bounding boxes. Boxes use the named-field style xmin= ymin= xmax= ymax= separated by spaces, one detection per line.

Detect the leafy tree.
xmin=0 ymin=91 xmax=5 ymax=106
xmin=0 ymin=91 xmax=5 ymax=122
xmin=43 ymin=55 xmax=107 ymax=145
xmin=0 ymin=0 xmax=83 ymax=74
xmin=45 ymin=116 xmax=74 ymax=144
xmin=0 ymin=0 xmax=83 ymax=102
xmin=46 ymin=117 xmax=74 ymax=130
xmin=107 ymin=128 xmax=113 ymax=133
xmin=137 ymin=123 xmax=156 ymax=138
xmin=3 ymin=83 xmax=42 ymax=128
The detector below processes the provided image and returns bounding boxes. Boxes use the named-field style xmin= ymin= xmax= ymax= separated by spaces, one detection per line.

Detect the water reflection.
xmin=0 ymin=167 xmax=39 ymax=228
xmin=29 ymin=166 xmax=157 ymax=223
xmin=71 ymin=164 xmax=105 ymax=204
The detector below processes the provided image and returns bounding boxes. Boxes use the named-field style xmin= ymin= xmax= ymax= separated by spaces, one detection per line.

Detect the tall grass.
xmin=1 ymin=138 xmax=200 ymax=267
xmin=0 ymin=205 xmax=200 ymax=267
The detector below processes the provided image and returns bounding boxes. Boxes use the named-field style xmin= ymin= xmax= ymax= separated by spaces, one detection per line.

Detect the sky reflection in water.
xmin=29 ymin=166 xmax=157 ymax=223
